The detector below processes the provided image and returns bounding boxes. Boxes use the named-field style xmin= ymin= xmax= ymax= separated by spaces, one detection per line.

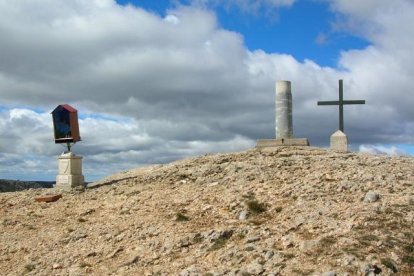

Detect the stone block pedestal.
xmin=330 ymin=130 xmax=348 ymax=152
xmin=256 ymin=138 xmax=309 ymax=148
xmin=55 ymin=152 xmax=85 ymax=191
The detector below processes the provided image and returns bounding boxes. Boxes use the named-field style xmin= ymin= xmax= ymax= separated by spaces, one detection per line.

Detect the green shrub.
xmin=246 ymin=200 xmax=266 ymax=214
xmin=208 ymin=237 xmax=227 ymax=251
xmin=175 ymin=213 xmax=190 ymax=222
xmin=25 ymin=264 xmax=35 ymax=272
xmin=381 ymin=258 xmax=398 ymax=273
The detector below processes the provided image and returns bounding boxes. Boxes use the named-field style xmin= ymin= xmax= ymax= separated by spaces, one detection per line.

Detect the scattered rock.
xmin=364 ymin=191 xmax=380 ymax=203
xmin=179 ymin=265 xmax=199 ymax=276
xmin=360 ymin=264 xmax=382 ymax=275
xmin=34 ymin=194 xmax=62 ymax=203
xmin=238 ymin=210 xmax=249 ymax=220
xmin=52 ymin=263 xmax=62 ymax=269
xmin=322 ymin=271 xmax=337 ymax=276
xmin=264 ymin=250 xmax=274 ymax=260
xmin=245 ymin=261 xmax=264 ymax=275
xmin=245 ymin=236 xmax=260 ymax=243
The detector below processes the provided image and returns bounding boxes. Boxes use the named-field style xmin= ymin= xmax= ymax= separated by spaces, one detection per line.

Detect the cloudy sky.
xmin=0 ymin=0 xmax=413 ymax=181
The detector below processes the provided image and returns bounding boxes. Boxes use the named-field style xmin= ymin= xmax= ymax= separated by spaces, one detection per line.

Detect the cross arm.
xmin=342 ymin=100 xmax=366 ymax=105
xmin=317 ymin=101 xmax=339 ymax=105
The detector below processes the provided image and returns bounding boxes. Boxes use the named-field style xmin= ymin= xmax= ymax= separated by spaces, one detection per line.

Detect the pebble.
xmin=245 ymin=262 xmax=264 ymax=275
xmin=364 ymin=191 xmax=380 ymax=203
xmin=322 ymin=272 xmax=336 ymax=276
xmin=179 ymin=265 xmax=199 ymax=276
xmin=360 ymin=263 xmax=382 ymax=275
xmin=264 ymin=250 xmax=274 ymax=260
xmin=239 ymin=210 xmax=249 ymax=220
xmin=245 ymin=236 xmax=260 ymax=243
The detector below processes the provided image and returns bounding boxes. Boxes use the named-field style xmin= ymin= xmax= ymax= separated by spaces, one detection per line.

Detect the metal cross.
xmin=317 ymin=80 xmax=365 ymax=132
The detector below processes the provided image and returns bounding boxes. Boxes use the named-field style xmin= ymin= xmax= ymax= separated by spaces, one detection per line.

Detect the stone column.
xmin=55 ymin=152 xmax=85 ymax=191
xmin=330 ymin=130 xmax=348 ymax=152
xmin=275 ymin=80 xmax=293 ymax=139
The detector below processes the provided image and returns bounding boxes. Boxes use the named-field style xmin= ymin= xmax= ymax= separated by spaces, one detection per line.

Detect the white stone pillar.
xmin=275 ymin=81 xmax=293 ymax=139
xmin=330 ymin=130 xmax=348 ymax=152
xmin=55 ymin=152 xmax=85 ymax=190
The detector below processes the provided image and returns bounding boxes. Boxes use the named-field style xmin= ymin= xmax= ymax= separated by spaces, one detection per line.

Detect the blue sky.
xmin=0 ymin=0 xmax=413 ymax=181
xmin=118 ymin=0 xmax=369 ymax=67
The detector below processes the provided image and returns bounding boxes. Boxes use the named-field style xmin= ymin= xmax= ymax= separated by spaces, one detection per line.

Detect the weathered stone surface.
xmin=238 ymin=210 xmax=249 ymax=220
xmin=245 ymin=261 xmax=264 ymax=275
xmin=322 ymin=271 xmax=337 ymax=276
xmin=256 ymin=138 xmax=309 ymax=147
xmin=55 ymin=152 xmax=85 ymax=191
xmin=364 ymin=191 xmax=380 ymax=203
xmin=330 ymin=130 xmax=348 ymax=152
xmin=256 ymin=80 xmax=310 ymax=148
xmin=34 ymin=194 xmax=62 ymax=203
xmin=1 ymin=147 xmax=413 ymax=275
xmin=275 ymin=80 xmax=293 ymax=139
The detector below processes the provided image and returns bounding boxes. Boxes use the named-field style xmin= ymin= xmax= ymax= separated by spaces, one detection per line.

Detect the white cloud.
xmin=164 ymin=14 xmax=180 ymax=24
xmin=359 ymin=144 xmax=407 ymax=156
xmin=0 ymin=0 xmax=413 ymax=181
xmin=187 ymin=0 xmax=294 ymax=14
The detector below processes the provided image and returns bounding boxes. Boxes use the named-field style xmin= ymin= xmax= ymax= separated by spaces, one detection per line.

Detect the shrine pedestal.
xmin=55 ymin=152 xmax=85 ymax=191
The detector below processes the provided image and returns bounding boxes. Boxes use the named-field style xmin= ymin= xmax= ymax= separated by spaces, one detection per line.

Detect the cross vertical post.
xmin=339 ymin=79 xmax=344 ymax=132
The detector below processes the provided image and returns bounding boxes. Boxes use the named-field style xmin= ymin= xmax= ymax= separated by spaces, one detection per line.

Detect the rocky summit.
xmin=1 ymin=147 xmax=413 ymax=276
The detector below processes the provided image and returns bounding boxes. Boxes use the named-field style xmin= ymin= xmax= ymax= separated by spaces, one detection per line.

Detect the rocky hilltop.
xmin=0 ymin=147 xmax=413 ymax=276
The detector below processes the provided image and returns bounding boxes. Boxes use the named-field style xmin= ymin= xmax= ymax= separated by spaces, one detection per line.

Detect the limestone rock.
xmin=245 ymin=261 xmax=264 ymax=275
xmin=364 ymin=191 xmax=380 ymax=203
xmin=322 ymin=271 xmax=337 ymax=276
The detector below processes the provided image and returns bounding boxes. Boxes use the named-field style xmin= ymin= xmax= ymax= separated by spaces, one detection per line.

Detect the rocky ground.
xmin=0 ymin=146 xmax=413 ymax=276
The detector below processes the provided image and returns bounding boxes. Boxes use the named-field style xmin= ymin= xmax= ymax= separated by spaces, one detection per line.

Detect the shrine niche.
xmin=51 ymin=104 xmax=81 ymax=147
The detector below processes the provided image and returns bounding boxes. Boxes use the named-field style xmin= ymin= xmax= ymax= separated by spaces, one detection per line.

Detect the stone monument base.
xmin=256 ymin=138 xmax=310 ymax=148
xmin=55 ymin=152 xmax=85 ymax=191
xmin=330 ymin=130 xmax=348 ymax=152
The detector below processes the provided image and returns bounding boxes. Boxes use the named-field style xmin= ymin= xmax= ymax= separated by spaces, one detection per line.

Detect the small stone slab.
xmin=256 ymin=138 xmax=309 ymax=148
xmin=35 ymin=194 xmax=62 ymax=203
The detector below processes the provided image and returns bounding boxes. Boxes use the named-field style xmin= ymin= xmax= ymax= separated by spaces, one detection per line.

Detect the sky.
xmin=0 ymin=0 xmax=413 ymax=181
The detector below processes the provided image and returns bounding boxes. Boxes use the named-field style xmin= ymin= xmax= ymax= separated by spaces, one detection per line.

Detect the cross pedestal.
xmin=330 ymin=130 xmax=348 ymax=152
xmin=55 ymin=152 xmax=85 ymax=191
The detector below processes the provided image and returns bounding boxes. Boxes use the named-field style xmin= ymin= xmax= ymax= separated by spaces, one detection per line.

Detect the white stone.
xmin=330 ymin=130 xmax=348 ymax=152
xmin=364 ymin=191 xmax=380 ymax=203
xmin=55 ymin=152 xmax=85 ymax=191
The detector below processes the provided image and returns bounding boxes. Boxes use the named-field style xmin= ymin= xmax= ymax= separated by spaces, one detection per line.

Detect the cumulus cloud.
xmin=359 ymin=144 xmax=407 ymax=156
xmin=188 ymin=0 xmax=295 ymax=11
xmin=0 ymin=0 xmax=413 ymax=180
